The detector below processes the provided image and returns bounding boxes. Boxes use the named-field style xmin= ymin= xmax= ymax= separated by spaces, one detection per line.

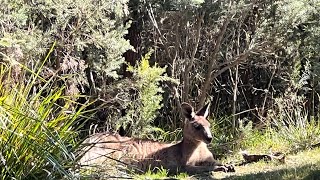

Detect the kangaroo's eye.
xmin=193 ymin=124 xmax=201 ymax=130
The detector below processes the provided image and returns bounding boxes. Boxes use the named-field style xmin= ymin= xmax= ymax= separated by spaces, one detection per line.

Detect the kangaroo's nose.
xmin=206 ymin=136 xmax=212 ymax=143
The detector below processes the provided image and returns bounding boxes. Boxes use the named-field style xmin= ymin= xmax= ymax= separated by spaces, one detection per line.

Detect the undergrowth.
xmin=238 ymin=95 xmax=320 ymax=155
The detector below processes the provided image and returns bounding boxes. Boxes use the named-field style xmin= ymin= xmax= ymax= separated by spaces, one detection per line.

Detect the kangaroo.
xmin=79 ymin=103 xmax=235 ymax=174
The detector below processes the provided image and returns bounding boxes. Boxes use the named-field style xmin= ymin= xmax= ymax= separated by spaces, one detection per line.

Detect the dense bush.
xmin=0 ymin=0 xmax=131 ymax=95
xmin=132 ymin=0 xmax=320 ymax=136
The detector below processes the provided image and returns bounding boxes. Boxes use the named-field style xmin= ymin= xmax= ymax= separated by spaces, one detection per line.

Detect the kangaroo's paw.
xmin=213 ymin=165 xmax=228 ymax=172
xmin=213 ymin=164 xmax=235 ymax=173
xmin=225 ymin=164 xmax=235 ymax=172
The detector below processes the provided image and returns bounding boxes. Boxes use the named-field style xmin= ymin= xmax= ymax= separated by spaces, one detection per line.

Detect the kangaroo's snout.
xmin=205 ymin=136 xmax=212 ymax=143
xmin=203 ymin=127 xmax=213 ymax=144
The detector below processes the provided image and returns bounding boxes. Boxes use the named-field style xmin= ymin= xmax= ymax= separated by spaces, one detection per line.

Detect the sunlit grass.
xmin=130 ymin=148 xmax=320 ymax=180
xmin=134 ymin=167 xmax=188 ymax=180
xmin=213 ymin=148 xmax=320 ymax=180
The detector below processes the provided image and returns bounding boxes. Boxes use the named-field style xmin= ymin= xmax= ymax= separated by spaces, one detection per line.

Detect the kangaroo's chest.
xmin=184 ymin=144 xmax=213 ymax=165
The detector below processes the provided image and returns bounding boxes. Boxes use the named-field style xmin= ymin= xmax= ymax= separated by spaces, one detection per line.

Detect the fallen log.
xmin=236 ymin=150 xmax=285 ymax=166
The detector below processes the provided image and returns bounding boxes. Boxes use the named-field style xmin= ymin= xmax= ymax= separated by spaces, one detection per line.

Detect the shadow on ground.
xmin=220 ymin=163 xmax=320 ymax=180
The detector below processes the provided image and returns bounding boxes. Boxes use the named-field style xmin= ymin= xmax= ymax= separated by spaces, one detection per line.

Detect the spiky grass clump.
xmin=0 ymin=44 xmax=87 ymax=179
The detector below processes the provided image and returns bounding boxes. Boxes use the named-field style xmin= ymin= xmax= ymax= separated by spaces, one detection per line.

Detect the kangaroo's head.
xmin=181 ymin=103 xmax=213 ymax=144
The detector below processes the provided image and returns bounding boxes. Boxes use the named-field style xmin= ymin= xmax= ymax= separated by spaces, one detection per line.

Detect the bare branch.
xmin=183 ymin=12 xmax=205 ymax=102
xmin=147 ymin=4 xmax=172 ymax=60
xmin=199 ymin=14 xmax=232 ymax=106
xmin=212 ymin=50 xmax=250 ymax=80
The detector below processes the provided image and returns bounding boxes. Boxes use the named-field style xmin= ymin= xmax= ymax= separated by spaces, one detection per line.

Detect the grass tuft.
xmin=0 ymin=43 xmax=88 ymax=179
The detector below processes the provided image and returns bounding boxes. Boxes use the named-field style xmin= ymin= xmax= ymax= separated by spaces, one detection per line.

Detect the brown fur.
xmin=79 ymin=103 xmax=234 ymax=174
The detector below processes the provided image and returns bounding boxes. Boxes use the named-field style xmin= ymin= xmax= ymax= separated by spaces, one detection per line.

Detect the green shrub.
xmin=118 ymin=52 xmax=178 ymax=138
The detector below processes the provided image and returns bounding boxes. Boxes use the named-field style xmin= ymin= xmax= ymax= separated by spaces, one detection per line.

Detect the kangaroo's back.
xmin=80 ymin=133 xmax=130 ymax=165
xmin=79 ymin=132 xmax=179 ymax=170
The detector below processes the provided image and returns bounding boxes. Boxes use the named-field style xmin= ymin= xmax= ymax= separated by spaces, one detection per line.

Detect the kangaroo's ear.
xmin=196 ymin=103 xmax=210 ymax=118
xmin=181 ymin=103 xmax=195 ymax=120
